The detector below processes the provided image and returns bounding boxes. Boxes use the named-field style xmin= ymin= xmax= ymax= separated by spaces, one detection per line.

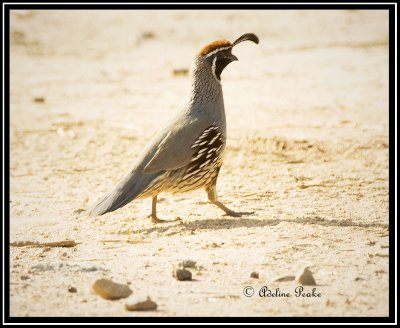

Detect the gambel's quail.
xmin=87 ymin=33 xmax=259 ymax=223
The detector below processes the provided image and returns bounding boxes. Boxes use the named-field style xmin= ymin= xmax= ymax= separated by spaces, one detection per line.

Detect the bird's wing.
xmin=143 ymin=117 xmax=205 ymax=173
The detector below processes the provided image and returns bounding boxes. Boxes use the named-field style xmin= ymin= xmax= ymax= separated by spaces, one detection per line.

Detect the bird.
xmin=87 ymin=33 xmax=259 ymax=223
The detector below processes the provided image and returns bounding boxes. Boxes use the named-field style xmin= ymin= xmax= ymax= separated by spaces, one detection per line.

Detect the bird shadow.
xmin=123 ymin=214 xmax=387 ymax=236
xmin=129 ymin=215 xmax=281 ymax=236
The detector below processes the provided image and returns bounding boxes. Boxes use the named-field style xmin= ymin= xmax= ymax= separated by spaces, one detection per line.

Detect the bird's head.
xmin=196 ymin=33 xmax=259 ymax=82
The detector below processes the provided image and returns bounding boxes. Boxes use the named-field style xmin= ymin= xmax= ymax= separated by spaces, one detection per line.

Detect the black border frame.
xmin=3 ymin=1 xmax=396 ymax=324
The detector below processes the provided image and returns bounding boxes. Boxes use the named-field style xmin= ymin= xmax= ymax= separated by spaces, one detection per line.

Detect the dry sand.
xmin=10 ymin=10 xmax=389 ymax=317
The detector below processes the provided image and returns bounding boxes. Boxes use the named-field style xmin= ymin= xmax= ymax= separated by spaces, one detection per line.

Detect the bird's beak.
xmin=223 ymin=52 xmax=238 ymax=62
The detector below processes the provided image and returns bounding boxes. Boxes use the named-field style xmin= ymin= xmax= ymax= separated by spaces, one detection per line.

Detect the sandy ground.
xmin=9 ymin=10 xmax=389 ymax=317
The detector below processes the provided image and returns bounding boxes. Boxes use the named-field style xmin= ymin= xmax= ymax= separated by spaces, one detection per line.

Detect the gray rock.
xmin=173 ymin=267 xmax=192 ymax=281
xmin=250 ymin=272 xmax=259 ymax=279
xmin=92 ymin=279 xmax=133 ymax=300
xmin=125 ymin=297 xmax=157 ymax=311
xmin=295 ymin=267 xmax=316 ymax=286
xmin=68 ymin=286 xmax=77 ymax=293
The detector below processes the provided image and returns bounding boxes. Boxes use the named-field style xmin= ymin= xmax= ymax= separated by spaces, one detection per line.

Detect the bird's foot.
xmin=210 ymin=200 xmax=254 ymax=218
xmin=151 ymin=215 xmax=181 ymax=224
xmin=224 ymin=210 xmax=255 ymax=217
xmin=151 ymin=215 xmax=169 ymax=224
xmin=224 ymin=209 xmax=241 ymax=217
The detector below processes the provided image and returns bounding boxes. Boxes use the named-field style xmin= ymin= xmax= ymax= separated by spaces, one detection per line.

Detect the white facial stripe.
xmin=211 ymin=56 xmax=219 ymax=82
xmin=204 ymin=46 xmax=231 ymax=58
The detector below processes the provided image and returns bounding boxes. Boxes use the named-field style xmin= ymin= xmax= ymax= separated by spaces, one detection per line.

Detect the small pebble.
xmin=33 ymin=97 xmax=45 ymax=103
xmin=141 ymin=31 xmax=155 ymax=39
xmin=125 ymin=297 xmax=157 ymax=311
xmin=173 ymin=267 xmax=192 ymax=281
xmin=68 ymin=286 xmax=77 ymax=293
xmin=295 ymin=267 xmax=316 ymax=286
xmin=172 ymin=68 xmax=189 ymax=76
xmin=92 ymin=278 xmax=132 ymax=300
xmin=250 ymin=272 xmax=259 ymax=279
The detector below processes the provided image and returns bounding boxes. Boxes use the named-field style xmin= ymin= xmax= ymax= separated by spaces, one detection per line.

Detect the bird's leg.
xmin=206 ymin=186 xmax=241 ymax=217
xmin=151 ymin=195 xmax=166 ymax=224
xmin=150 ymin=195 xmax=180 ymax=224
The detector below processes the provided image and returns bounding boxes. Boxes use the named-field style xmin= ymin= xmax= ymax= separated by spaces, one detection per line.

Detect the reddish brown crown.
xmin=197 ymin=39 xmax=232 ymax=56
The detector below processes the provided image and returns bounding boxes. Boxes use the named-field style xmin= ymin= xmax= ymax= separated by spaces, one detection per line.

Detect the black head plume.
xmin=231 ymin=33 xmax=259 ymax=47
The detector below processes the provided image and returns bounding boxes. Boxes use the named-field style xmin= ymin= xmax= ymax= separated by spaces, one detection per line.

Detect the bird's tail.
xmin=86 ymin=171 xmax=157 ymax=217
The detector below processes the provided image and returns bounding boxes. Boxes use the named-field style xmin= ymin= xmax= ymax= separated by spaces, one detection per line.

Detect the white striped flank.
xmin=191 ymin=124 xmax=218 ymax=149
xmin=190 ymin=152 xmax=204 ymax=162
xmin=155 ymin=122 xmax=225 ymax=195
xmin=199 ymin=159 xmax=212 ymax=169
xmin=209 ymin=134 xmax=221 ymax=145
xmin=183 ymin=168 xmax=202 ymax=181
xmin=211 ymin=157 xmax=219 ymax=164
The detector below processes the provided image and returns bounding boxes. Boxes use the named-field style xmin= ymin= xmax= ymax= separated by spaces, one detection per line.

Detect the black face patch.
xmin=215 ymin=57 xmax=232 ymax=81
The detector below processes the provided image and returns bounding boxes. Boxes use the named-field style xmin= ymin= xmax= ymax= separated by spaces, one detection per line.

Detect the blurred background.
xmin=10 ymin=10 xmax=388 ymax=134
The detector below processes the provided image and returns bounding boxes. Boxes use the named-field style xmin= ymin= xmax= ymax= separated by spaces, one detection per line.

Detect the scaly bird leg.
xmin=151 ymin=195 xmax=180 ymax=224
xmin=151 ymin=195 xmax=164 ymax=223
xmin=206 ymin=186 xmax=242 ymax=217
